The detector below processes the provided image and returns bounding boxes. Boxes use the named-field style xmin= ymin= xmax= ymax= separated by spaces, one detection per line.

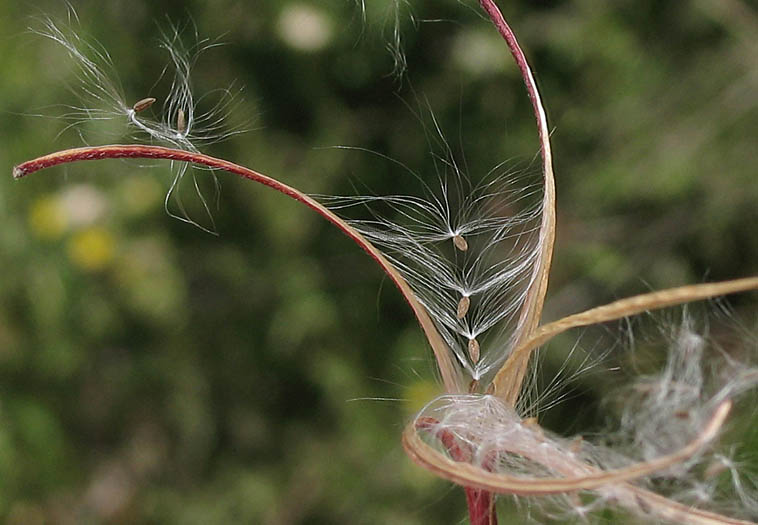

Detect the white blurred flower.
xmin=59 ymin=185 xmax=107 ymax=227
xmin=451 ymin=29 xmax=508 ymax=76
xmin=277 ymin=4 xmax=333 ymax=52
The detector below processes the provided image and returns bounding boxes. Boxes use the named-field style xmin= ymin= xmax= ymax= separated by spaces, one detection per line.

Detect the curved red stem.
xmin=14 ymin=143 xmax=464 ymax=394
xmin=416 ymin=418 xmax=498 ymax=525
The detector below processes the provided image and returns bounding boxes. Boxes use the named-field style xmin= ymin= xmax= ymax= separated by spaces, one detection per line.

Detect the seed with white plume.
xmin=177 ymin=108 xmax=186 ymax=135
xmin=456 ymin=295 xmax=470 ymax=319
xmin=320 ymin=142 xmax=544 ymax=379
xmin=452 ymin=234 xmax=468 ymax=252
xmin=132 ymin=97 xmax=156 ymax=113
xmin=32 ymin=16 xmax=251 ymax=233
xmin=33 ymin=18 xmax=246 ymax=151
xmin=467 ymin=338 xmax=480 ymax=364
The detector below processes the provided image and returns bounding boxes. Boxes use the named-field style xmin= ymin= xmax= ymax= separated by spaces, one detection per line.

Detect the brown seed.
xmin=452 ymin=234 xmax=468 ymax=252
xmin=177 ymin=108 xmax=186 ymax=135
xmin=468 ymin=379 xmax=479 ymax=394
xmin=703 ymin=460 xmax=728 ymax=479
xmin=132 ymin=97 xmax=156 ymax=112
xmin=467 ymin=338 xmax=480 ymax=364
xmin=456 ymin=296 xmax=470 ymax=319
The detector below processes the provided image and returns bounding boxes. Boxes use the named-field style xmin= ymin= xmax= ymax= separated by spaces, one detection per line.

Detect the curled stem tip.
xmin=404 ymin=399 xmax=731 ymax=496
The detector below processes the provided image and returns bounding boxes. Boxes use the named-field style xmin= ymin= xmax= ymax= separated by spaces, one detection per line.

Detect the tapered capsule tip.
xmin=12 ymin=165 xmax=26 ymax=179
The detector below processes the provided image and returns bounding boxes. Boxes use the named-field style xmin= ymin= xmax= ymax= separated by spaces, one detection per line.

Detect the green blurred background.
xmin=1 ymin=0 xmax=757 ymax=523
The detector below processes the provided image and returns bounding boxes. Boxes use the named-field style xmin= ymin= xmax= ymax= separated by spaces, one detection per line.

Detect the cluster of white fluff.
xmin=321 ymin=143 xmax=544 ymax=382
xmin=32 ymin=13 xmax=246 ymax=231
xmin=612 ymin=313 xmax=758 ymax=511
xmin=413 ymin=311 xmax=758 ymax=521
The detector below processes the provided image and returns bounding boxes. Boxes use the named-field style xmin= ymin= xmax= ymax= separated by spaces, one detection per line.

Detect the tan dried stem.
xmin=491 ymin=277 xmax=758 ymax=393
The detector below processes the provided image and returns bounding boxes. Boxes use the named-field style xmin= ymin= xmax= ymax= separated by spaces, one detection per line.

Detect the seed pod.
xmin=177 ymin=108 xmax=186 ymax=135
xmin=467 ymin=337 xmax=480 ymax=364
xmin=132 ymin=97 xmax=156 ymax=112
xmin=456 ymin=295 xmax=470 ymax=319
xmin=452 ymin=234 xmax=468 ymax=252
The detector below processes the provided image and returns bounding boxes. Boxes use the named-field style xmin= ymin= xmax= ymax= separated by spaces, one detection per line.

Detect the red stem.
xmin=416 ymin=418 xmax=497 ymax=525
xmin=466 ymin=488 xmax=497 ymax=525
xmin=477 ymin=0 xmax=547 ymax=164
xmin=14 ymin=145 xmax=374 ymax=253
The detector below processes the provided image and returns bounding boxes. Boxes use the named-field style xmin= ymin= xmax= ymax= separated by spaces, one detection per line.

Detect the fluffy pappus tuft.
xmin=30 ymin=14 xmax=249 ymax=231
xmin=607 ymin=311 xmax=758 ymax=517
xmin=319 ymin=121 xmax=544 ymax=383
xmin=408 ymin=308 xmax=758 ymax=523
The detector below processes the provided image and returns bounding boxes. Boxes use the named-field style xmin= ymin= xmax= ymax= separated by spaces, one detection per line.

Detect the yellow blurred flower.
xmin=404 ymin=380 xmax=443 ymax=416
xmin=28 ymin=196 xmax=67 ymax=239
xmin=67 ymin=227 xmax=115 ymax=271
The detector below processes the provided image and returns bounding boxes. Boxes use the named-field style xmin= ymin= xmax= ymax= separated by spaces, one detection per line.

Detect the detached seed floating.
xmin=132 ymin=97 xmax=156 ymax=112
xmin=456 ymin=295 xmax=470 ymax=319
xmin=467 ymin=337 xmax=480 ymax=364
xmin=452 ymin=234 xmax=468 ymax=252
xmin=177 ymin=108 xmax=186 ymax=135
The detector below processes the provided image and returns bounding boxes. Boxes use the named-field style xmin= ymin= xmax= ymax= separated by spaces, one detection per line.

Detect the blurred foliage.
xmin=0 ymin=0 xmax=756 ymax=523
